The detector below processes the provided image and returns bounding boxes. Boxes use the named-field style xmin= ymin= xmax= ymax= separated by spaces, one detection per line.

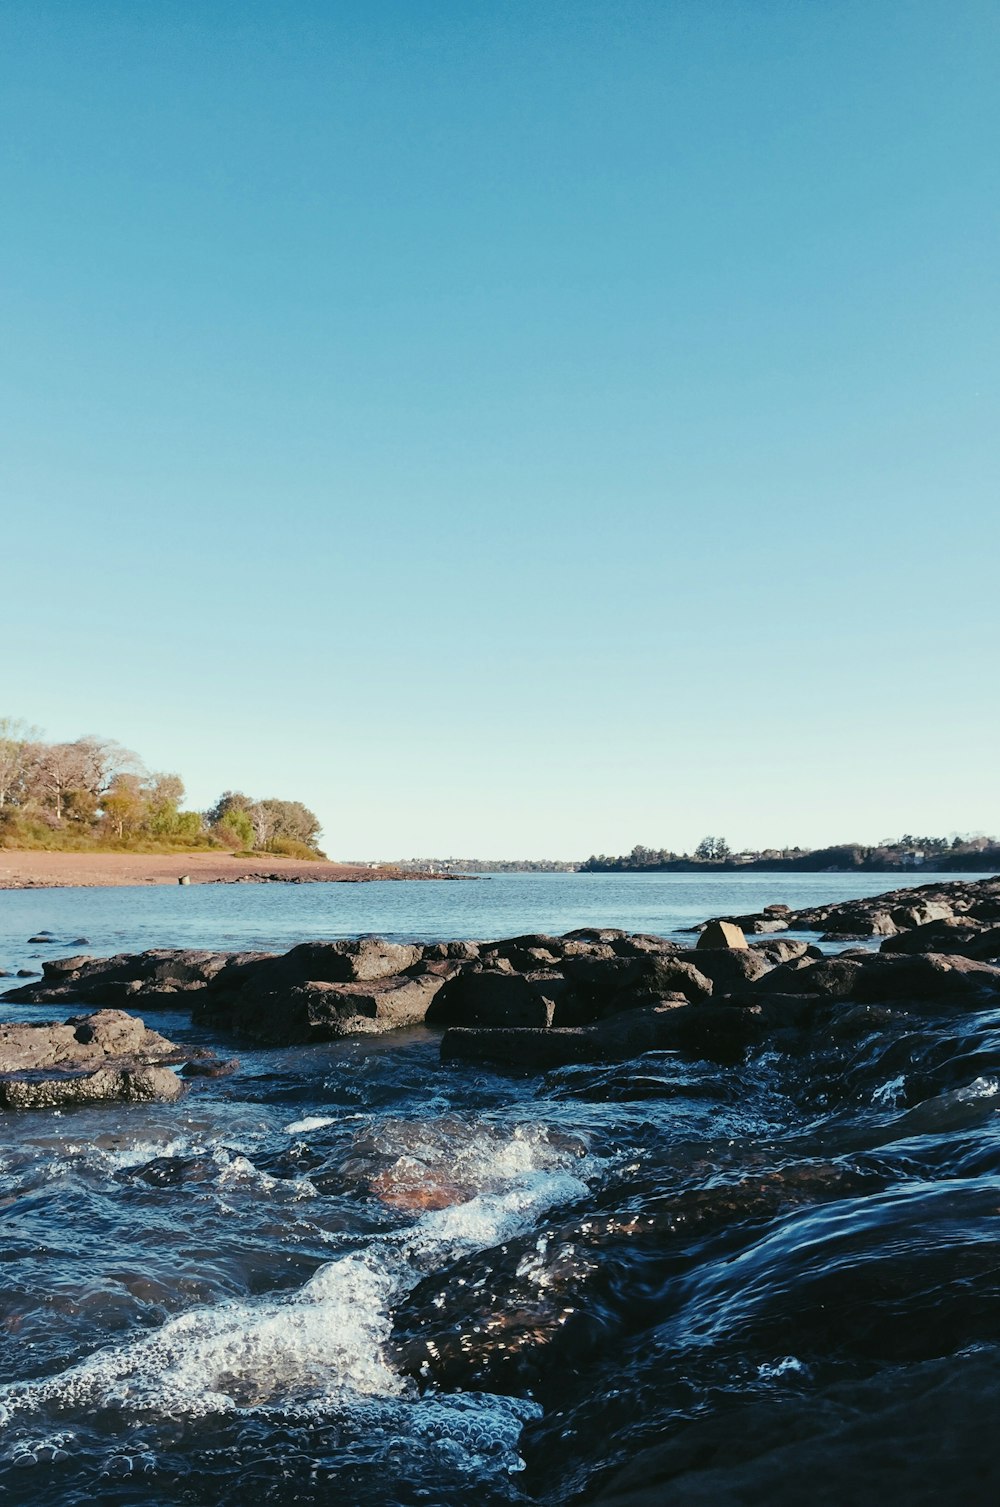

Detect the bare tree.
xmin=0 ymin=718 xmax=41 ymax=809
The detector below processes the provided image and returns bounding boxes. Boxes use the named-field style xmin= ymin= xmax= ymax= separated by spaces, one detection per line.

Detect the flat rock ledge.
xmin=4 ymin=878 xmax=1000 ymax=1066
xmin=0 ymin=1009 xmax=216 ymax=1110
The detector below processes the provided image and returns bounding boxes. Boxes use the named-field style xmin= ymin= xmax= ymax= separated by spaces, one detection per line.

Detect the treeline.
xmin=582 ymin=834 xmax=1000 ymax=873
xmin=0 ymin=719 xmax=324 ymax=857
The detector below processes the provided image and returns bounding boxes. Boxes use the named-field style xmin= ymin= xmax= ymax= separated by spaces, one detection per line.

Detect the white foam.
xmin=284 ymin=1115 xmax=337 ymax=1134
xmin=872 ymin=1075 xmax=907 ymax=1108
xmin=0 ymin=1121 xmax=593 ymax=1436
xmin=757 ymin=1355 xmax=807 ymax=1380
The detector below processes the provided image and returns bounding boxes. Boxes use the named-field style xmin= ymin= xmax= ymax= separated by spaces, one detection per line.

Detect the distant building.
xmin=900 ymin=850 xmax=925 ymax=867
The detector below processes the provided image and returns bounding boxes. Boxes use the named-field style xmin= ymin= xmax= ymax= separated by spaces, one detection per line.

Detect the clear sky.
xmin=2 ymin=0 xmax=997 ymax=858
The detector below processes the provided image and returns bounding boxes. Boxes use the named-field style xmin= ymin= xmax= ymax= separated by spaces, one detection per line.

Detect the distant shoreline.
xmin=0 ymin=851 xmax=458 ymax=891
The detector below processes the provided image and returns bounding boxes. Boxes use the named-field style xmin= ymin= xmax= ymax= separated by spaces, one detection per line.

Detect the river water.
xmin=2 ymin=872 xmax=998 ymax=1505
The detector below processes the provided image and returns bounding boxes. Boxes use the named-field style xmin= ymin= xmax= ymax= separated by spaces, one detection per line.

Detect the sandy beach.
xmin=0 ymin=850 xmax=422 ymax=890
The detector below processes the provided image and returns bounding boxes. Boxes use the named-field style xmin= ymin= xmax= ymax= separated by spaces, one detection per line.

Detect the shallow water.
xmin=2 ymin=872 xmax=999 ymax=1504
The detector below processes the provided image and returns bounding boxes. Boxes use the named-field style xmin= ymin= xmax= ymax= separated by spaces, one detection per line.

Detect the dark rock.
xmin=675 ymin=947 xmax=771 ymax=992
xmin=751 ymin=938 xmax=814 ymax=965
xmin=890 ymin=900 xmax=953 ymax=929
xmin=611 ymin=934 xmax=680 ymax=958
xmin=42 ymin=953 xmax=95 ymax=978
xmin=15 ymin=969 xmax=38 ymax=978
xmin=441 ymin=1000 xmax=761 ymax=1072
xmin=853 ymin=952 xmax=1000 ymax=1002
xmin=203 ymin=962 xmax=460 ymax=1043
xmin=480 ymin=935 xmax=566 ymax=970
xmin=751 ymin=957 xmax=864 ymax=999
xmin=179 ymin=1057 xmax=240 ymax=1078
xmin=562 ymin=927 xmax=631 ymax=943
xmin=251 ymin=938 xmax=423 ymax=986
xmin=881 ymin=919 xmax=1000 ymax=960
xmin=426 ymin=968 xmax=564 ymax=1028
xmin=27 ymin=934 xmax=59 ymax=944
xmin=587 ymin=1351 xmax=1000 ymax=1507
xmin=820 ymin=908 xmax=898 ymax=938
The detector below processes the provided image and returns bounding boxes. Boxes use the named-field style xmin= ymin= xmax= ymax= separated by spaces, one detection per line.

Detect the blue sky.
xmin=2 ymin=1 xmax=997 ymax=857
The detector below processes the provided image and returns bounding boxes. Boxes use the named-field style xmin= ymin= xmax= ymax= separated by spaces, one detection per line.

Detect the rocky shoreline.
xmin=5 ymin=874 xmax=1000 ymax=1110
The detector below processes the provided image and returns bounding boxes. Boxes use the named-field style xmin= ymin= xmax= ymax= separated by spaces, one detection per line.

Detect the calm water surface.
xmin=1 ymin=872 xmax=998 ymax=1506
xmin=0 ymin=869 xmax=973 ymax=963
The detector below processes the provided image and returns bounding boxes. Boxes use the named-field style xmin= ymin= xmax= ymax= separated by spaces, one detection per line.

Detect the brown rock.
xmin=697 ymin=921 xmax=748 ymax=950
xmin=0 ymin=1008 xmax=191 ymax=1110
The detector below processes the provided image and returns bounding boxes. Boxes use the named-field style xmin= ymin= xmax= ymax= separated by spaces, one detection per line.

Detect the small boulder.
xmin=697 ymin=921 xmax=748 ymax=951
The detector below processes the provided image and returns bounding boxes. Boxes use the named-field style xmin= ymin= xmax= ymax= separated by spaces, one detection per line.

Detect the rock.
xmin=203 ymin=962 xmax=461 ymax=1043
xmin=441 ymin=1000 xmax=761 ymax=1072
xmin=697 ymin=921 xmax=748 ymax=950
xmin=8 ymin=939 xmax=419 ymax=1012
xmin=441 ymin=1025 xmax=601 ymax=1071
xmin=890 ymin=900 xmax=953 ymax=929
xmin=562 ymin=927 xmax=631 ymax=943
xmin=612 ymin=934 xmax=680 ymax=958
xmin=820 ymin=908 xmax=898 ymax=939
xmin=237 ymin=938 xmax=422 ymax=988
xmin=15 ymin=969 xmax=38 ymax=978
xmin=675 ymin=948 xmax=770 ymax=992
xmin=27 ymin=934 xmax=59 ymax=944
xmin=42 ymin=953 xmax=95 ymax=978
xmin=0 ymin=1008 xmax=194 ymax=1111
xmin=751 ymin=957 xmax=864 ymax=1000
xmin=0 ymin=1064 xmax=185 ymax=1110
xmin=853 ymin=952 xmax=1000 ymax=1002
xmin=880 ymin=919 xmax=1000 ymax=960
xmin=8 ymin=949 xmax=247 ymax=1007
xmin=179 ymin=1057 xmax=240 ymax=1078
xmin=480 ymin=935 xmax=566 ymax=970
xmin=587 ymin=1350 xmax=1000 ymax=1507
xmin=751 ymin=938 xmax=814 ymax=965
xmin=426 ymin=969 xmax=564 ymax=1029
xmin=576 ymin=955 xmax=715 ymax=1023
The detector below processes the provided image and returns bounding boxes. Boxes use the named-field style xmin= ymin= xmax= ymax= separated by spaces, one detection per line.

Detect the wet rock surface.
xmin=0 ymin=1009 xmax=203 ymax=1109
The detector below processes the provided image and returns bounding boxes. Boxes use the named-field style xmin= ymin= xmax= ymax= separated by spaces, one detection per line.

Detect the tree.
xmin=695 ymin=836 xmax=730 ymax=861
xmin=205 ymin=791 xmax=256 ymax=848
xmin=0 ymin=718 xmax=41 ymax=809
xmin=144 ymin=773 xmax=186 ymax=837
xmin=100 ymin=773 xmax=148 ymax=839
xmin=256 ymin=798 xmax=322 ymax=850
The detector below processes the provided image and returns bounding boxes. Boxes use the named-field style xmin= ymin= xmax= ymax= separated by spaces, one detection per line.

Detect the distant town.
xmin=387 ymin=835 xmax=1000 ymax=875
